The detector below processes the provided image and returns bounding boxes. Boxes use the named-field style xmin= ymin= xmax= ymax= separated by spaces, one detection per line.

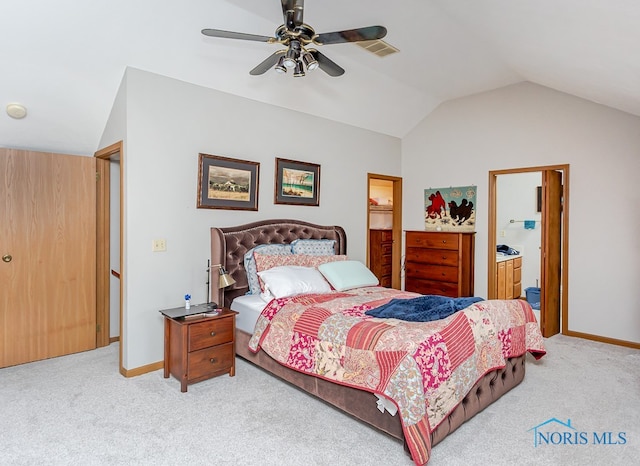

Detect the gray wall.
xmin=100 ymin=68 xmax=402 ymax=370
xmin=402 ymin=82 xmax=640 ymax=343
xmin=101 ymin=74 xmax=640 ymax=371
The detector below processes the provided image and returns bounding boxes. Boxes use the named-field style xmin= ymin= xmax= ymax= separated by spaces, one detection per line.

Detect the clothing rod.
xmin=510 ymin=219 xmax=539 ymax=223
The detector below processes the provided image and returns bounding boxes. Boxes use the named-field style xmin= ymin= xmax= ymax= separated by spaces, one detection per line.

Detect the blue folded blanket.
xmin=365 ymin=294 xmax=484 ymax=322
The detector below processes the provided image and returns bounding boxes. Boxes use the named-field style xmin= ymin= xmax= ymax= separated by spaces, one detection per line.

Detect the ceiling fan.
xmin=202 ymin=0 xmax=387 ymax=77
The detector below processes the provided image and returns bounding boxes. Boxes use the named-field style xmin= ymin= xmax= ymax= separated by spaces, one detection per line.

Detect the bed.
xmin=210 ymin=219 xmax=545 ymax=464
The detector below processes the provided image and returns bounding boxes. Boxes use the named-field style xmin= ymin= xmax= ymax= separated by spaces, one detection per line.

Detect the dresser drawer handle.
xmin=210 ymin=357 xmax=218 ymax=364
xmin=210 ymin=331 xmax=216 ymax=337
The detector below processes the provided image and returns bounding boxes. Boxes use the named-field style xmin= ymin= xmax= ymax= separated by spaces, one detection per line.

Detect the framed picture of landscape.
xmin=197 ymin=153 xmax=259 ymax=210
xmin=274 ymin=158 xmax=320 ymax=206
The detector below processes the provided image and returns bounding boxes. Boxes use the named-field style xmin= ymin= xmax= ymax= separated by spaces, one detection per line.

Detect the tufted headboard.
xmin=211 ymin=219 xmax=347 ymax=307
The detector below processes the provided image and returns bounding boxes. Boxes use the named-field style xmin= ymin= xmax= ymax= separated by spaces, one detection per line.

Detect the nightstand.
xmin=160 ymin=305 xmax=238 ymax=392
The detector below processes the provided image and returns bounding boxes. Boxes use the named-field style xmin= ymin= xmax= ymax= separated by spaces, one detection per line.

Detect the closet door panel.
xmin=0 ymin=149 xmax=96 ymax=367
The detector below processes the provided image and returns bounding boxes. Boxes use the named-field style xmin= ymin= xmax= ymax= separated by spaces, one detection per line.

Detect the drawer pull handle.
xmin=210 ymin=358 xmax=218 ymax=364
xmin=210 ymin=331 xmax=216 ymax=337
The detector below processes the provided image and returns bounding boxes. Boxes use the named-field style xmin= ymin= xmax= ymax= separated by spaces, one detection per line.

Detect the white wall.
xmin=99 ymin=76 xmax=127 ymax=349
xmin=101 ymin=68 xmax=402 ymax=370
xmin=402 ymin=82 xmax=640 ymax=343
xmin=101 ymin=75 xmax=640 ymax=370
xmin=496 ymin=172 xmax=542 ymax=292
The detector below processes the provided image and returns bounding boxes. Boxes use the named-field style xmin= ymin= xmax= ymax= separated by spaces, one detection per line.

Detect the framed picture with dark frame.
xmin=274 ymin=158 xmax=320 ymax=206
xmin=197 ymin=153 xmax=259 ymax=210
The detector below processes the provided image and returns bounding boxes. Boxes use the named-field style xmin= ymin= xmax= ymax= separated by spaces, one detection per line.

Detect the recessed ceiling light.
xmin=6 ymin=103 xmax=27 ymax=119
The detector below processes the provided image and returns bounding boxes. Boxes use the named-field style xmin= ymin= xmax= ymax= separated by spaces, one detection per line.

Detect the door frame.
xmin=367 ymin=174 xmax=402 ymax=289
xmin=95 ymin=141 xmax=124 ymax=374
xmin=487 ymin=164 xmax=570 ymax=336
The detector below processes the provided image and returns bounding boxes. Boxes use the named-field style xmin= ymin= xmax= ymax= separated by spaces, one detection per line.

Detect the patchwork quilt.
xmin=248 ymin=286 xmax=546 ymax=465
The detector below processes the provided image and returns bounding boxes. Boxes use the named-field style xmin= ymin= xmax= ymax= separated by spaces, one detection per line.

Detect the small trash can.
xmin=525 ymin=287 xmax=540 ymax=310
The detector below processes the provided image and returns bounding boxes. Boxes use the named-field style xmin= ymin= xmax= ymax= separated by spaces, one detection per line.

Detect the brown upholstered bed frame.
xmin=210 ymin=219 xmax=526 ymax=454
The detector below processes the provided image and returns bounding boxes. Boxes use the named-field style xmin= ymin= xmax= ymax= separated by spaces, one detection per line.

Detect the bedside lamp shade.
xmin=218 ymin=266 xmax=235 ymax=289
xmin=207 ymin=261 xmax=236 ymax=307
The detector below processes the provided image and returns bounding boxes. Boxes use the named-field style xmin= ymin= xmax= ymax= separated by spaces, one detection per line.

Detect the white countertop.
xmin=496 ymin=253 xmax=522 ymax=263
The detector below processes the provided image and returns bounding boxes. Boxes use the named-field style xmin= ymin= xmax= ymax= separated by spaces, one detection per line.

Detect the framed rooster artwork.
xmin=424 ymin=185 xmax=477 ymax=232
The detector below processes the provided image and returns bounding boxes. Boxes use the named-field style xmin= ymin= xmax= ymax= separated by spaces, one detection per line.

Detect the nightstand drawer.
xmin=189 ymin=317 xmax=234 ymax=352
xmin=188 ymin=342 xmax=234 ymax=380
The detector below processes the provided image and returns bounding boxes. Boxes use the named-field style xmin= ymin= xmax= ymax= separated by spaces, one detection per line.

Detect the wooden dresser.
xmin=369 ymin=229 xmax=393 ymax=287
xmin=496 ymin=256 xmax=522 ymax=299
xmin=404 ymin=231 xmax=475 ymax=297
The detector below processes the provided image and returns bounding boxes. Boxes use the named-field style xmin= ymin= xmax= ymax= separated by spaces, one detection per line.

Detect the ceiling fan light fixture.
xmin=283 ymin=45 xmax=298 ymax=69
xmin=302 ymin=52 xmax=318 ymax=72
xmin=293 ymin=60 xmax=305 ymax=77
xmin=275 ymin=55 xmax=287 ymax=73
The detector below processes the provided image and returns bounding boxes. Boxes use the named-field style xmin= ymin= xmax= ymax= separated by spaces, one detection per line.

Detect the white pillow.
xmin=318 ymin=260 xmax=379 ymax=291
xmin=257 ymin=266 xmax=331 ymax=299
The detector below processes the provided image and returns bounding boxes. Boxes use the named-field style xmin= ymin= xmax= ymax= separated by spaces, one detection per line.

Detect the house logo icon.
xmin=528 ymin=418 xmax=576 ymax=447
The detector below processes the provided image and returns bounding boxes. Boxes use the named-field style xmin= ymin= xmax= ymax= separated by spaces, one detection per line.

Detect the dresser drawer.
xmin=380 ymin=230 xmax=393 ymax=242
xmin=188 ymin=342 xmax=234 ymax=380
xmin=405 ymin=247 xmax=459 ymax=266
xmin=379 ymin=261 xmax=392 ymax=275
xmin=404 ymin=278 xmax=459 ymax=297
xmin=188 ymin=317 xmax=234 ymax=352
xmin=405 ymin=262 xmax=458 ymax=283
xmin=406 ymin=232 xmax=459 ymax=250
xmin=380 ymin=242 xmax=393 ymax=256
xmin=379 ymin=275 xmax=392 ymax=288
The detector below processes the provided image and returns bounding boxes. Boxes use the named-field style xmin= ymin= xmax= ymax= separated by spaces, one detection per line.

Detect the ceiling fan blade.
xmin=311 ymin=50 xmax=345 ymax=77
xmin=249 ymin=51 xmax=285 ymax=76
xmin=281 ymin=0 xmax=304 ymax=30
xmin=202 ymin=28 xmax=273 ymax=43
xmin=314 ymin=26 xmax=387 ymax=45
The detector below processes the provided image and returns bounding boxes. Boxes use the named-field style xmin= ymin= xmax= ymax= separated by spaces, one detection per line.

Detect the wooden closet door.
xmin=540 ymin=169 xmax=562 ymax=337
xmin=0 ymin=149 xmax=96 ymax=367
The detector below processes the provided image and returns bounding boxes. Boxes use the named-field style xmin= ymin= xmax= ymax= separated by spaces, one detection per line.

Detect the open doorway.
xmin=488 ymin=165 xmax=569 ymax=338
xmin=367 ymin=174 xmax=402 ymax=289
xmin=95 ymin=141 xmax=124 ymax=374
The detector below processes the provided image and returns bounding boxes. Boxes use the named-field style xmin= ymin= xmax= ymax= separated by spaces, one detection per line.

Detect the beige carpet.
xmin=0 ymin=334 xmax=638 ymax=465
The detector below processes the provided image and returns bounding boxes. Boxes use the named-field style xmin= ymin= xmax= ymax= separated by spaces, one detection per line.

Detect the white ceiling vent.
xmin=354 ymin=39 xmax=399 ymax=57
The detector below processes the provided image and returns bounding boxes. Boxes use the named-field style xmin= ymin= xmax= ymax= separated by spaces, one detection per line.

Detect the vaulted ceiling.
xmin=2 ymin=0 xmax=638 ymax=155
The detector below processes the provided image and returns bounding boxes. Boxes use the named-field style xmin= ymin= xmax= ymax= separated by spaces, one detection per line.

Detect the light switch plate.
xmin=152 ymin=239 xmax=166 ymax=252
